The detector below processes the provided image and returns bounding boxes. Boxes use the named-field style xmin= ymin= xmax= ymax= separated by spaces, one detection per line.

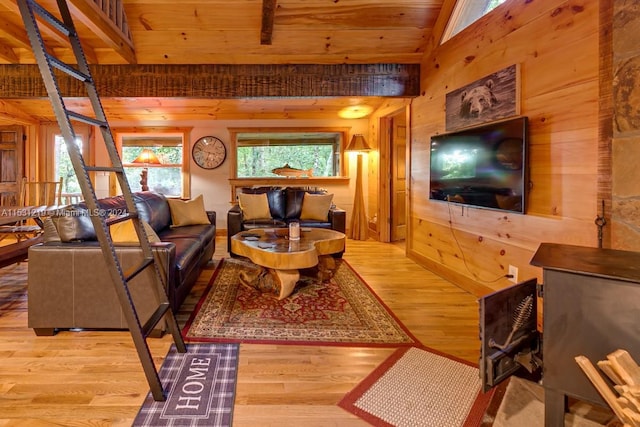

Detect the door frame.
xmin=377 ymin=105 xmax=410 ymax=243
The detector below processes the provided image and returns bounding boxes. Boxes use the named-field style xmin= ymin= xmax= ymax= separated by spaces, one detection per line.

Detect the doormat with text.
xmin=133 ymin=343 xmax=239 ymax=427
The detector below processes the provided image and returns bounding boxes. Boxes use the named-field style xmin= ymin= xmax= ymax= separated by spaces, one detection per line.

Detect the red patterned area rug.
xmin=182 ymin=257 xmax=417 ymax=347
xmin=339 ymin=346 xmax=495 ymax=427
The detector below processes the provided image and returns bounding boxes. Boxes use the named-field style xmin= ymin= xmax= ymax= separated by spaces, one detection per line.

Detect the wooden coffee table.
xmin=230 ymin=228 xmax=345 ymax=299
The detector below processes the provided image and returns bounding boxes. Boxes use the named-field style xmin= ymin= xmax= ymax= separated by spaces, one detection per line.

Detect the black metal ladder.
xmin=17 ymin=0 xmax=186 ymax=401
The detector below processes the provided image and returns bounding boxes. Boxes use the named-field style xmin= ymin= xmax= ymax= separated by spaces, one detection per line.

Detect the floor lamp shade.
xmin=346 ymin=135 xmax=371 ymax=240
xmin=131 ymin=149 xmax=161 ymax=191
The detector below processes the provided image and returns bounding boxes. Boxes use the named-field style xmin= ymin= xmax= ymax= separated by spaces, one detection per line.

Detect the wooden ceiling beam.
xmin=0 ymin=100 xmax=38 ymax=124
xmin=0 ymin=20 xmax=32 ymax=50
xmin=0 ymin=63 xmax=420 ymax=98
xmin=261 ymin=0 xmax=277 ymax=45
xmin=0 ymin=43 xmax=18 ymax=63
xmin=0 ymin=0 xmax=70 ymax=48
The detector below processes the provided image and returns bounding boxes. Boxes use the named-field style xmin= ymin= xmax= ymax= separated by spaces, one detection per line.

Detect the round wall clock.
xmin=192 ymin=136 xmax=226 ymax=169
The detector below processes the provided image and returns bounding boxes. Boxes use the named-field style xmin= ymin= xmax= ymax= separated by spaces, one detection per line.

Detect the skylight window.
xmin=441 ymin=0 xmax=507 ymax=43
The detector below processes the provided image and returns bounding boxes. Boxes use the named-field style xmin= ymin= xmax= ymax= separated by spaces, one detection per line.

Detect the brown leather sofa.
xmin=27 ymin=191 xmax=216 ymax=336
xmin=227 ymin=186 xmax=346 ymax=256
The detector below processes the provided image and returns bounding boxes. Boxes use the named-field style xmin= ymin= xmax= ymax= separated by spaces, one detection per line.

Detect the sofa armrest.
xmin=328 ymin=207 xmax=346 ymax=234
xmin=227 ymin=204 xmax=243 ymax=253
xmin=28 ymin=242 xmax=177 ymax=335
xmin=206 ymin=210 xmax=216 ymax=225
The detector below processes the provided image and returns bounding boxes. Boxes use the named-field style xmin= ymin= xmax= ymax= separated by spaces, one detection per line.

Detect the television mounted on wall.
xmin=429 ymin=116 xmax=529 ymax=214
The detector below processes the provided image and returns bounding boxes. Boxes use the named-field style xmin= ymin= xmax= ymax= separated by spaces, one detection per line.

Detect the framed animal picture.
xmin=445 ymin=64 xmax=520 ymax=131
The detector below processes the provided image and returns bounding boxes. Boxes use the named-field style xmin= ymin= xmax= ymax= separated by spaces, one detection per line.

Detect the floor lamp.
xmin=345 ymin=134 xmax=371 ymax=240
xmin=131 ymin=148 xmax=161 ymax=191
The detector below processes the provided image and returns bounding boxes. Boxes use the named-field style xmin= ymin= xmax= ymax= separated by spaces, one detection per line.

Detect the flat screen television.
xmin=429 ymin=116 xmax=528 ymax=213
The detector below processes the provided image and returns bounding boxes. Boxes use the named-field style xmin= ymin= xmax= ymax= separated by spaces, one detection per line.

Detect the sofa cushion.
xmin=159 ymin=223 xmax=215 ymax=244
xmin=110 ymin=219 xmax=161 ymax=243
xmin=300 ymin=193 xmax=334 ymax=221
xmin=134 ymin=192 xmax=172 ymax=232
xmin=238 ymin=193 xmax=271 ymax=220
xmin=167 ymin=195 xmax=211 ymax=227
xmin=284 ymin=188 xmax=306 ymax=219
xmin=160 ymin=237 xmax=202 ymax=286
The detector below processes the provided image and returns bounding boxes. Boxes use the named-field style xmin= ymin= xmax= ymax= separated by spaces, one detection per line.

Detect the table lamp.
xmin=345 ymin=134 xmax=371 ymax=240
xmin=131 ymin=148 xmax=161 ymax=191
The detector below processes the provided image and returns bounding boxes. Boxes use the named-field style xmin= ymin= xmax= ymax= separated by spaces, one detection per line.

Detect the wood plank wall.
xmin=405 ymin=0 xmax=602 ymax=296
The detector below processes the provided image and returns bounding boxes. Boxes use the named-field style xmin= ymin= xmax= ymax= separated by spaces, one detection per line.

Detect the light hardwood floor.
xmin=0 ymin=237 xmax=480 ymax=426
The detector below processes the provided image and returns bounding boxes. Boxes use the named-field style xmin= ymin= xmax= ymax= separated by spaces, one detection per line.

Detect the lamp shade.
xmin=345 ymin=134 xmax=371 ymax=152
xmin=132 ymin=148 xmax=161 ymax=165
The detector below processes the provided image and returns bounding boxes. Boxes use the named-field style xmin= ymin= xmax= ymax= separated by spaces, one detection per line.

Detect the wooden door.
xmin=0 ymin=125 xmax=24 ymax=207
xmin=390 ymin=112 xmax=406 ymax=241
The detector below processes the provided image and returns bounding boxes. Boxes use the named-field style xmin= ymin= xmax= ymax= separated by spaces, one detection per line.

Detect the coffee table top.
xmin=231 ymin=228 xmax=345 ymax=270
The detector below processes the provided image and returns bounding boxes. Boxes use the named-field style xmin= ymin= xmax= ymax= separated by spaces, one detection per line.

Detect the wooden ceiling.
xmin=0 ymin=0 xmax=452 ymax=123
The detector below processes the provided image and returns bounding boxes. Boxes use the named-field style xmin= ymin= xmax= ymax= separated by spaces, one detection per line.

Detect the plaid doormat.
xmin=133 ymin=343 xmax=239 ymax=427
xmin=339 ymin=346 xmax=494 ymax=427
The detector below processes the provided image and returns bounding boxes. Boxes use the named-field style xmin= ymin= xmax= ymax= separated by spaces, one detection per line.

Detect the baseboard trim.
xmin=407 ymin=248 xmax=494 ymax=298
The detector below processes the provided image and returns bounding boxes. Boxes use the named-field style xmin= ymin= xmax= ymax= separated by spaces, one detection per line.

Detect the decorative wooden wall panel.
xmin=407 ymin=0 xmax=603 ymax=295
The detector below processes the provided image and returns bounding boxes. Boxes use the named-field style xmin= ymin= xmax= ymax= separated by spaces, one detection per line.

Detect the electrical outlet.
xmin=508 ymin=265 xmax=519 ymax=283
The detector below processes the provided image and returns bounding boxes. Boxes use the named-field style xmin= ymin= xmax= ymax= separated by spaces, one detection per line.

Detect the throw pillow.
xmin=110 ymin=219 xmax=161 ymax=243
xmin=238 ymin=193 xmax=272 ymax=220
xmin=51 ymin=208 xmax=96 ymax=242
xmin=167 ymin=195 xmax=211 ymax=227
xmin=300 ymin=193 xmax=334 ymax=221
xmin=42 ymin=217 xmax=61 ymax=243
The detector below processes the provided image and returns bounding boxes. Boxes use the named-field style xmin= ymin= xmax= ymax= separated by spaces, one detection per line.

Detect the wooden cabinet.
xmin=531 ymin=243 xmax=640 ymax=427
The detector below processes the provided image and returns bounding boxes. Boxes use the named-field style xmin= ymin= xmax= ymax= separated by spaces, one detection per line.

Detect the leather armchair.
xmin=227 ymin=187 xmax=345 ymax=255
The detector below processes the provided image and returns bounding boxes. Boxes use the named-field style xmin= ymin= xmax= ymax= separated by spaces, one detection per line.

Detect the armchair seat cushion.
xmin=298 ymin=220 xmax=332 ymax=228
xmin=242 ymin=218 xmax=287 ymax=229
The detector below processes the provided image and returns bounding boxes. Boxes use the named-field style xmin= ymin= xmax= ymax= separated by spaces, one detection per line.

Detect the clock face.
xmin=192 ymin=136 xmax=226 ymax=169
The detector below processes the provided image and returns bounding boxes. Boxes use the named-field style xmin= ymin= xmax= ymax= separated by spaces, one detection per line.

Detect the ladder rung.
xmin=67 ymin=111 xmax=107 ymax=127
xmin=47 ymin=54 xmax=90 ymax=81
xmin=105 ymin=213 xmax=137 ymax=226
xmin=124 ymin=257 xmax=155 ymax=283
xmin=85 ymin=166 xmax=122 ymax=173
xmin=141 ymin=302 xmax=171 ymax=338
xmin=30 ymin=0 xmax=72 ymax=37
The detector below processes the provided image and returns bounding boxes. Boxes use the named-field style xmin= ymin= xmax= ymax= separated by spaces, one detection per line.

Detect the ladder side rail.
xmin=20 ymin=0 xmax=187 ymax=401
xmin=19 ymin=0 xmax=153 ymax=356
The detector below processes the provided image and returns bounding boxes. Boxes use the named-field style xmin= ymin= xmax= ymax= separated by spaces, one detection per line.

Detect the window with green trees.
xmin=231 ymin=129 xmax=346 ymax=178
xmin=121 ymin=136 xmax=183 ymax=197
xmin=54 ymin=135 xmax=83 ymax=194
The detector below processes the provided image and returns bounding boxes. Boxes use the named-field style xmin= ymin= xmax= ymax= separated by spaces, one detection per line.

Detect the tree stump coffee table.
xmin=230 ymin=228 xmax=346 ymax=299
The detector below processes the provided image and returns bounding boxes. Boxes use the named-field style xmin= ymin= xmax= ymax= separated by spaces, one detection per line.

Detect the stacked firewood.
xmin=576 ymin=349 xmax=640 ymax=427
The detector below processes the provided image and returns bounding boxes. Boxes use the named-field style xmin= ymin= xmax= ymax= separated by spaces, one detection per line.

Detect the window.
xmin=49 ymin=123 xmax=90 ymax=198
xmin=54 ymin=135 xmax=83 ymax=193
xmin=229 ymin=128 xmax=348 ymax=179
xmin=115 ymin=128 xmax=191 ymax=198
xmin=441 ymin=0 xmax=507 ymax=43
